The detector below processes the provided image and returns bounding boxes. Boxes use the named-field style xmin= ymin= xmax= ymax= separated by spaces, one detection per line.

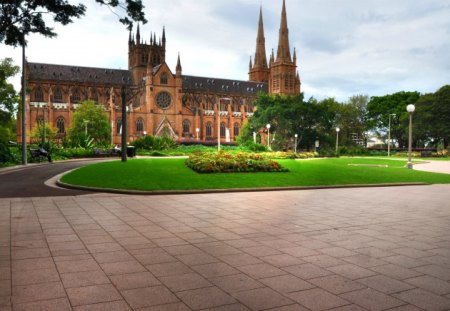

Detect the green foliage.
xmin=185 ymin=151 xmax=289 ymax=173
xmin=131 ymin=135 xmax=177 ymax=150
xmin=67 ymin=100 xmax=111 ymax=146
xmin=0 ymin=0 xmax=146 ymax=47
xmin=0 ymin=58 xmax=20 ymax=114
xmin=242 ymin=141 xmax=268 ymax=152
xmin=335 ymin=95 xmax=368 ymax=147
xmin=30 ymin=122 xmax=57 ymax=145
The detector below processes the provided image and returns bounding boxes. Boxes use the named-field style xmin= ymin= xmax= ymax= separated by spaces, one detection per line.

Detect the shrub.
xmin=185 ymin=151 xmax=289 ymax=174
xmin=131 ymin=135 xmax=176 ymax=150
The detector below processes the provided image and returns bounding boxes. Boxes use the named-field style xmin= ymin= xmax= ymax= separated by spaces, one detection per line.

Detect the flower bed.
xmin=185 ymin=151 xmax=289 ymax=173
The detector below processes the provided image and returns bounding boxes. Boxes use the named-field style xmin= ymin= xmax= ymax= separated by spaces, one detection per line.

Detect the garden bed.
xmin=185 ymin=152 xmax=289 ymax=173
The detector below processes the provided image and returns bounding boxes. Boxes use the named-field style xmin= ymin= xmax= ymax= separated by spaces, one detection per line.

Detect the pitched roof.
xmin=182 ymin=75 xmax=267 ymax=95
xmin=27 ymin=62 xmax=133 ymax=86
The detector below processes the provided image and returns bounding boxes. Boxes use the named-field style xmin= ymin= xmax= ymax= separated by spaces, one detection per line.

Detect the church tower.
xmin=269 ymin=0 xmax=301 ymax=95
xmin=128 ymin=25 xmax=167 ymax=83
xmin=249 ymin=6 xmax=270 ymax=83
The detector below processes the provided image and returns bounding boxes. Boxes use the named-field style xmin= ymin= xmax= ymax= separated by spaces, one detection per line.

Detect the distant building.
xmin=18 ymin=0 xmax=300 ymax=144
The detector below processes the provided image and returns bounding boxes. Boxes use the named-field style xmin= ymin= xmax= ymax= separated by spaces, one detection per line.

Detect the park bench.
xmin=30 ymin=148 xmax=51 ymax=162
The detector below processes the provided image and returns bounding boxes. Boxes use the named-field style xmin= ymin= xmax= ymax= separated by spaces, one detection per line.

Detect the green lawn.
xmin=60 ymin=158 xmax=450 ymax=191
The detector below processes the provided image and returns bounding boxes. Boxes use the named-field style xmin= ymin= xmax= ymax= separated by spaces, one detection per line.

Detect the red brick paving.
xmin=1 ymin=185 xmax=450 ymax=310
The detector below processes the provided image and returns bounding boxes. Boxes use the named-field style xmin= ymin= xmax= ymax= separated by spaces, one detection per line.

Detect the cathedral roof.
xmin=182 ymin=75 xmax=267 ymax=95
xmin=27 ymin=62 xmax=133 ymax=86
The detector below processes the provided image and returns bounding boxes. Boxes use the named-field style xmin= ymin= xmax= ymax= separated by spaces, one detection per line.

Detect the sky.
xmin=1 ymin=0 xmax=449 ymax=102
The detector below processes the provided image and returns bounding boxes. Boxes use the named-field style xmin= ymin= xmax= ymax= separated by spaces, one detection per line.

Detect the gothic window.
xmin=71 ymin=88 xmax=81 ymax=103
xmin=116 ymin=118 xmax=122 ymax=134
xmin=206 ymin=122 xmax=212 ymax=138
xmin=234 ymin=123 xmax=240 ymax=137
xmin=182 ymin=119 xmax=190 ymax=134
xmin=160 ymin=73 xmax=168 ymax=85
xmin=36 ymin=117 xmax=44 ymax=126
xmin=220 ymin=122 xmax=226 ymax=137
xmin=56 ymin=117 xmax=65 ymax=134
xmin=136 ymin=118 xmax=144 ymax=132
xmin=53 ymin=87 xmax=63 ymax=103
xmin=233 ymin=103 xmax=239 ymax=112
xmin=156 ymin=91 xmax=171 ymax=109
xmin=34 ymin=87 xmax=44 ymax=102
xmin=90 ymin=89 xmax=98 ymax=103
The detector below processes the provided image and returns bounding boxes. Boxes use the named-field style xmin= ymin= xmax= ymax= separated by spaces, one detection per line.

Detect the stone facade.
xmin=18 ymin=0 xmax=300 ymax=144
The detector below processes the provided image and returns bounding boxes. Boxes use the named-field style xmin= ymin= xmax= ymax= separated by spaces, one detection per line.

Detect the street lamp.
xmin=218 ymin=98 xmax=231 ymax=151
xmin=196 ymin=128 xmax=199 ymax=140
xmin=406 ymin=104 xmax=415 ymax=169
xmin=294 ymin=134 xmax=298 ymax=153
xmin=83 ymin=119 xmax=89 ymax=135
xmin=387 ymin=113 xmax=396 ymax=157
xmin=335 ymin=127 xmax=340 ymax=156
xmin=266 ymin=124 xmax=271 ymax=150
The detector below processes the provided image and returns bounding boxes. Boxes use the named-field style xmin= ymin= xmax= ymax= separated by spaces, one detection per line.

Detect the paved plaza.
xmin=1 ymin=184 xmax=450 ymax=310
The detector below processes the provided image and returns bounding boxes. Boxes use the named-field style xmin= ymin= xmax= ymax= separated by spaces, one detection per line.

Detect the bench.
xmin=93 ymin=148 xmax=121 ymax=157
xmin=420 ymin=151 xmax=433 ymax=158
xmin=30 ymin=148 xmax=51 ymax=162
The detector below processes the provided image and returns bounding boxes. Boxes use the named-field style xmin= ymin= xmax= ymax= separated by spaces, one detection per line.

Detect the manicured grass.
xmin=60 ymin=157 xmax=450 ymax=191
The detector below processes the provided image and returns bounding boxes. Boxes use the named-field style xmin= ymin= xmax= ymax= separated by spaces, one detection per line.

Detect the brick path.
xmin=1 ymin=185 xmax=450 ymax=310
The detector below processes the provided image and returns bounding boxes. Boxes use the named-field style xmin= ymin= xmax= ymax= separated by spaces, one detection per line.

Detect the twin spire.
xmin=251 ymin=0 xmax=294 ymax=69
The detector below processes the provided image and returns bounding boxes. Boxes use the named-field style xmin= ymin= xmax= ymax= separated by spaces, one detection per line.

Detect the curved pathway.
xmin=413 ymin=160 xmax=450 ymax=174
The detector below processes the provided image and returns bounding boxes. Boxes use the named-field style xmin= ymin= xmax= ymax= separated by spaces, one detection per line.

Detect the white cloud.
xmin=1 ymin=0 xmax=449 ymax=102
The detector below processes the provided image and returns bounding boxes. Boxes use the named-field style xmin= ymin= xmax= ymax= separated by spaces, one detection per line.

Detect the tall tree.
xmin=366 ymin=91 xmax=420 ymax=148
xmin=0 ymin=58 xmax=20 ymax=114
xmin=415 ymin=85 xmax=450 ymax=149
xmin=0 ymin=0 xmax=147 ymax=46
xmin=335 ymin=95 xmax=368 ymax=147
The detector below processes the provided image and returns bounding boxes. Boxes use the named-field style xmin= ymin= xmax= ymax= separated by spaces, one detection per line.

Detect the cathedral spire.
xmin=136 ymin=23 xmax=141 ymax=45
xmin=276 ymin=0 xmax=291 ymax=63
xmin=253 ymin=5 xmax=268 ymax=69
xmin=162 ymin=26 xmax=166 ymax=46
xmin=128 ymin=28 xmax=132 ymax=45
xmin=176 ymin=52 xmax=182 ymax=73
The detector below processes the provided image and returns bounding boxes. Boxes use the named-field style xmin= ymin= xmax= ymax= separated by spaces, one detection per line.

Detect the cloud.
xmin=1 ymin=0 xmax=448 ymax=102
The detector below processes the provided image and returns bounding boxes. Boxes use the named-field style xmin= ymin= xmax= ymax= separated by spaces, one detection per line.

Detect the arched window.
xmin=182 ymin=119 xmax=190 ymax=134
xmin=71 ymin=88 xmax=80 ymax=103
xmin=34 ymin=87 xmax=44 ymax=102
xmin=36 ymin=117 xmax=44 ymax=125
xmin=220 ymin=122 xmax=226 ymax=137
xmin=160 ymin=73 xmax=168 ymax=85
xmin=116 ymin=118 xmax=122 ymax=134
xmin=56 ymin=117 xmax=65 ymax=134
xmin=234 ymin=123 xmax=240 ymax=137
xmin=206 ymin=122 xmax=212 ymax=138
xmin=90 ymin=89 xmax=98 ymax=103
xmin=136 ymin=118 xmax=144 ymax=132
xmin=53 ymin=87 xmax=63 ymax=103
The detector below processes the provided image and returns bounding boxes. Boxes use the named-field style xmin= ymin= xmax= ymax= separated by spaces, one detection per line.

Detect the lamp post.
xmin=387 ymin=113 xmax=396 ymax=157
xmin=196 ymin=128 xmax=199 ymax=140
xmin=218 ymin=98 xmax=231 ymax=151
xmin=83 ymin=119 xmax=89 ymax=136
xmin=294 ymin=134 xmax=298 ymax=153
xmin=406 ymin=104 xmax=415 ymax=169
xmin=266 ymin=124 xmax=271 ymax=150
xmin=335 ymin=127 xmax=340 ymax=156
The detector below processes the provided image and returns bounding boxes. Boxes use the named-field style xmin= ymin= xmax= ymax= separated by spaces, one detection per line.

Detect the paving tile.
xmin=413 ymin=264 xmax=450 ymax=281
xmin=199 ymin=303 xmax=251 ymax=311
xmin=242 ymin=245 xmax=281 ymax=257
xmin=60 ymin=270 xmax=111 ymax=288
xmin=237 ymin=263 xmax=286 ymax=279
xmin=66 ymin=284 xmax=122 ymax=306
xmin=210 ymin=273 xmax=263 ymax=293
xmin=85 ymin=242 xmax=124 ymax=253
xmin=176 ymin=252 xmax=219 ymax=266
xmin=134 ymin=248 xmax=177 ymax=265
xmin=91 ymin=251 xmax=135 ymax=264
xmin=264 ymin=305 xmax=310 ymax=311
xmin=137 ymin=302 xmax=191 ymax=310
xmin=280 ymin=246 xmax=320 ymax=258
xmin=328 ymin=264 xmax=377 ymax=280
xmin=340 ymin=288 xmax=405 ymax=311
xmin=357 ymin=275 xmax=415 ymax=294
xmin=319 ymin=247 xmax=357 ymax=258
xmin=288 ymin=288 xmax=349 ymax=310
xmin=301 ymin=254 xmax=345 ymax=268
xmin=12 ymin=257 xmax=55 ymax=271
xmin=177 ymin=286 xmax=236 ymax=310
xmin=12 ymin=281 xmax=66 ymax=304
xmin=232 ymin=287 xmax=293 ymax=311
xmin=146 ymin=261 xmax=193 ymax=277
xmin=13 ymin=298 xmax=72 ymax=311
xmin=12 ymin=267 xmax=60 ymax=286
xmin=404 ymin=275 xmax=450 ymax=295
xmin=72 ymin=300 xmax=132 ymax=310
xmin=260 ymin=274 xmax=314 ymax=293
xmin=325 ymin=305 xmax=369 ymax=311
xmin=0 ymin=280 xmax=11 ymax=296
xmin=283 ymin=263 xmax=333 ymax=280
xmin=219 ymin=253 xmax=263 ymax=267
xmin=369 ymin=264 xmax=423 ymax=280
xmin=55 ymin=259 xmax=100 ymax=273
xmin=11 ymin=247 xmax=51 ymax=260
xmin=341 ymin=254 xmax=388 ymax=268
xmin=393 ymin=288 xmax=450 ymax=311
xmin=308 ymin=274 xmax=366 ymax=294
xmin=192 ymin=262 xmax=239 ymax=279
xmin=159 ymin=273 xmax=211 ymax=292
xmin=260 ymin=254 xmax=305 ymax=267
xmin=100 ymin=260 xmax=147 ymax=275
xmin=109 ymin=272 xmax=160 ymax=290
xmin=382 ymin=255 xmax=428 ymax=268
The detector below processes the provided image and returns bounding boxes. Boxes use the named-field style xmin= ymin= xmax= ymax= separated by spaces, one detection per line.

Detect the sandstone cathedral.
xmin=19 ymin=0 xmax=300 ymax=144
